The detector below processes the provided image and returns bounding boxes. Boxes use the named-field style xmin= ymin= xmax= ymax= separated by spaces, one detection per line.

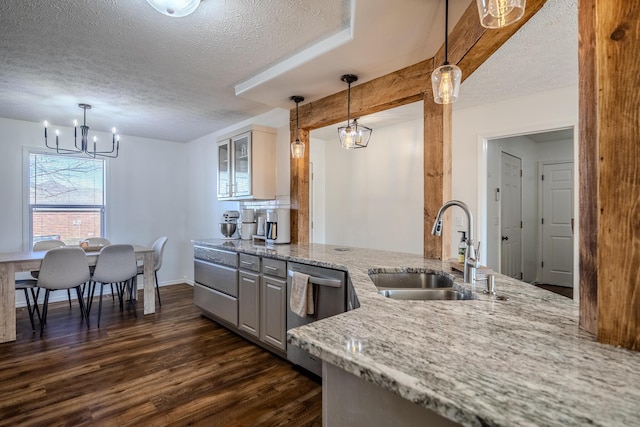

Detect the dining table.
xmin=0 ymin=244 xmax=155 ymax=343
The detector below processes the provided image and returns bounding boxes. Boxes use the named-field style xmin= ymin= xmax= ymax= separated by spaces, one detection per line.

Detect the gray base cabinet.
xmin=261 ymin=275 xmax=286 ymax=350
xmin=238 ymin=270 xmax=260 ymax=337
xmin=196 ymin=249 xmax=287 ymax=357
xmin=193 ymin=246 xmax=239 ymax=327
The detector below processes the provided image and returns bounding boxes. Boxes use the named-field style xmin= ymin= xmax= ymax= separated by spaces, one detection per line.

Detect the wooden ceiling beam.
xmin=293 ymin=0 xmax=548 ymax=133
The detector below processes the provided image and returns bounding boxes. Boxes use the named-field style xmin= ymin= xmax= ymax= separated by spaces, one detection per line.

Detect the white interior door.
xmin=500 ymin=152 xmax=522 ymax=279
xmin=541 ymin=162 xmax=574 ymax=286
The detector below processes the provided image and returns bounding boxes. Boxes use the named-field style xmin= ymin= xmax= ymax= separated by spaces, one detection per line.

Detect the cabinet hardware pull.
xmin=264 ymin=265 xmax=278 ymax=271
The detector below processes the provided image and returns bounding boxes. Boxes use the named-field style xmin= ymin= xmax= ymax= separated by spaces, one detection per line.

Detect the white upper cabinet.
xmin=217 ymin=125 xmax=276 ymax=201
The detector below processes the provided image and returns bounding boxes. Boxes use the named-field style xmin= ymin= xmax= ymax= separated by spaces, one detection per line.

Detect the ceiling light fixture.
xmin=337 ymin=74 xmax=372 ymax=149
xmin=145 ymin=0 xmax=201 ymax=17
xmin=44 ymin=104 xmax=120 ymax=159
xmin=476 ymin=0 xmax=526 ymax=29
xmin=431 ymin=0 xmax=462 ymax=105
xmin=290 ymin=96 xmax=305 ymax=159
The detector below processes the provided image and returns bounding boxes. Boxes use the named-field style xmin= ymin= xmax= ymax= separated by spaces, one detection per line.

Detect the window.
xmin=28 ymin=152 xmax=105 ymax=246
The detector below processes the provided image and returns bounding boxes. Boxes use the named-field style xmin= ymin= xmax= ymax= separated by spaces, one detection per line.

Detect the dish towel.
xmin=290 ymin=272 xmax=314 ymax=317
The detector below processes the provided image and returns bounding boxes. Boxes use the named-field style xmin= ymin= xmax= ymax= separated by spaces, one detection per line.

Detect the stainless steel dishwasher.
xmin=286 ymin=261 xmax=347 ymax=376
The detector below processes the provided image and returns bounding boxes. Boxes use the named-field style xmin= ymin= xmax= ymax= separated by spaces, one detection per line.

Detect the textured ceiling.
xmin=0 ymin=0 xmax=349 ymax=142
xmin=455 ymin=0 xmax=578 ymax=110
xmin=312 ymin=0 xmax=578 ymax=142
xmin=0 ymin=0 xmax=576 ymax=143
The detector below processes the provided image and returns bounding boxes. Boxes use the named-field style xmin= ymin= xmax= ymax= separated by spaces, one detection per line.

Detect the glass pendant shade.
xmin=338 ymin=119 xmax=372 ymax=149
xmin=337 ymin=74 xmax=372 ymax=149
xmin=146 ymin=0 xmax=200 ymax=17
xmin=431 ymin=64 xmax=462 ymax=105
xmin=290 ymin=95 xmax=305 ymax=159
xmin=291 ymin=139 xmax=305 ymax=158
xmin=476 ymin=0 xmax=526 ymax=29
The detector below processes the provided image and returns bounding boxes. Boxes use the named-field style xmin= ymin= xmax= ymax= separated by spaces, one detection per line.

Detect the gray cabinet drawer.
xmin=194 ymin=283 xmax=238 ymax=327
xmin=239 ymin=254 xmax=261 ymax=272
xmin=194 ymin=259 xmax=238 ymax=297
xmin=194 ymin=245 xmax=238 ymax=268
xmin=262 ymin=258 xmax=286 ymax=279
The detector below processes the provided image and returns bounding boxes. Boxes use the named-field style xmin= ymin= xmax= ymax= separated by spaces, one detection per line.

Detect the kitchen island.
xmin=192 ymin=239 xmax=640 ymax=427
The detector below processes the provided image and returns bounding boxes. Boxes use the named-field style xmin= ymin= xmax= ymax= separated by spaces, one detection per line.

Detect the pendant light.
xmin=337 ymin=74 xmax=372 ymax=149
xmin=290 ymin=96 xmax=305 ymax=159
xmin=476 ymin=0 xmax=526 ymax=29
xmin=432 ymin=0 xmax=462 ymax=105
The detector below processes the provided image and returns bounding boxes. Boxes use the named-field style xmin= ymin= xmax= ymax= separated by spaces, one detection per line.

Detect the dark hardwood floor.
xmin=534 ymin=283 xmax=573 ymax=299
xmin=1 ymin=284 xmax=322 ymax=427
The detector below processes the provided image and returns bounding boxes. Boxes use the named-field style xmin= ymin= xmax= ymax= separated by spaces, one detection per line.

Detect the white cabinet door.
xmin=217 ymin=140 xmax=231 ymax=199
xmin=232 ymin=132 xmax=251 ymax=198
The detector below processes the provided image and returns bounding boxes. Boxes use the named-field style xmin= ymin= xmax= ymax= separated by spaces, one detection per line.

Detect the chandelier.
xmin=44 ymin=104 xmax=120 ymax=159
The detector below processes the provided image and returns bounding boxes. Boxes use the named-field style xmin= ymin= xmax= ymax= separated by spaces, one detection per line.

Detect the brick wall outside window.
xmin=33 ymin=210 xmax=102 ymax=245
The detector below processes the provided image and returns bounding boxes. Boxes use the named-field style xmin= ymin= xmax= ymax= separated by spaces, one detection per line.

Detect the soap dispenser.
xmin=458 ymin=231 xmax=467 ymax=263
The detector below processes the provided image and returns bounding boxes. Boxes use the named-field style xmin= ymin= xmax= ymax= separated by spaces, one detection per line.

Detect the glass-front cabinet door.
xmin=217 ymin=140 xmax=231 ymax=198
xmin=232 ymin=132 xmax=251 ymax=197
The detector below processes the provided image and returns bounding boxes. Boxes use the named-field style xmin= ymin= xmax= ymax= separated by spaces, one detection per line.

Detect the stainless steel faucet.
xmin=431 ymin=200 xmax=478 ymax=284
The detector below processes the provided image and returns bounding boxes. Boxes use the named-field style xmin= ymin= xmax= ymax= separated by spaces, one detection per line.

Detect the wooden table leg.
xmin=0 ymin=263 xmax=17 ymax=343
xmin=142 ymin=252 xmax=155 ymax=315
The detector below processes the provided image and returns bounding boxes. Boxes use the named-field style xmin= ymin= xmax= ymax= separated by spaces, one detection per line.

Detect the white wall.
xmin=485 ymin=135 xmax=573 ymax=282
xmin=310 ymin=137 xmax=327 ymax=243
xmin=185 ymin=108 xmax=290 ymax=281
xmin=0 ymin=117 xmax=189 ymax=306
xmin=486 ymin=136 xmax=538 ymax=280
xmin=452 ymin=85 xmax=579 ymax=289
xmin=310 ymin=117 xmax=424 ymax=255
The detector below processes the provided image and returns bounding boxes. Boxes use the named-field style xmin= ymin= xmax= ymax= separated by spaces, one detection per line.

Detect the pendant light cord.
xmin=295 ymin=100 xmax=300 ymax=140
xmin=347 ymin=82 xmax=351 ymax=125
xmin=444 ymin=0 xmax=449 ymax=65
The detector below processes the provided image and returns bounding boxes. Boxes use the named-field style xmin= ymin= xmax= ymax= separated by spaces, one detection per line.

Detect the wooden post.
xmin=580 ymin=0 xmax=640 ymax=349
xmin=423 ymin=96 xmax=452 ymax=259
xmin=578 ymin=0 xmax=598 ymax=335
xmin=290 ymin=126 xmax=310 ymax=244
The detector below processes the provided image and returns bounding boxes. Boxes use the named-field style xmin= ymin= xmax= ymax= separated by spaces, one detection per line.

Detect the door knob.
xmin=501 ymin=236 xmax=509 ymax=241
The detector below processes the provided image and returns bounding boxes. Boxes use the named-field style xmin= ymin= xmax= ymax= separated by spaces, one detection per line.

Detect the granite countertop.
xmin=192 ymin=239 xmax=640 ymax=427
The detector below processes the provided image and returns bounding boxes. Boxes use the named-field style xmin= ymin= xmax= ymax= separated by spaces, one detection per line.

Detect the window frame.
xmin=23 ymin=147 xmax=109 ymax=250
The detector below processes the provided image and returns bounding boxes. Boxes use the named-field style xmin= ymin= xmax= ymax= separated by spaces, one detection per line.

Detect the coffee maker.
xmin=265 ymin=208 xmax=290 ymax=244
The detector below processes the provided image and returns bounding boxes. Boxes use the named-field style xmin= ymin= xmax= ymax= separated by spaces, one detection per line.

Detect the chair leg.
xmin=111 ymin=283 xmax=115 ymax=302
xmin=22 ymin=288 xmax=36 ymax=331
xmin=87 ymin=281 xmax=97 ymax=316
xmin=155 ymin=271 xmax=161 ymax=307
xmin=30 ymin=288 xmax=42 ymax=323
xmin=67 ymin=289 xmax=72 ymax=309
xmin=40 ymin=290 xmax=51 ymax=337
xmin=128 ymin=278 xmax=138 ymax=318
xmin=98 ymin=283 xmax=105 ymax=328
xmin=75 ymin=286 xmax=90 ymax=329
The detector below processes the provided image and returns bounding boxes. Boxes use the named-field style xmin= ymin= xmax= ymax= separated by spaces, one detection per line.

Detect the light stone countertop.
xmin=192 ymin=239 xmax=640 ymax=427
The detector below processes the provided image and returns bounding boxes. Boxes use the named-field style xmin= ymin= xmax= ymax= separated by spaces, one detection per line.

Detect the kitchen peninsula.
xmin=192 ymin=239 xmax=640 ymax=427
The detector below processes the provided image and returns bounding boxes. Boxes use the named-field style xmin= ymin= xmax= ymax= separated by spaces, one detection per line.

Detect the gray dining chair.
xmin=32 ymin=239 xmax=75 ymax=309
xmin=89 ymin=244 xmax=138 ymax=327
xmin=37 ymin=247 xmax=91 ymax=337
xmin=81 ymin=237 xmax=114 ymax=300
xmin=136 ymin=237 xmax=168 ymax=307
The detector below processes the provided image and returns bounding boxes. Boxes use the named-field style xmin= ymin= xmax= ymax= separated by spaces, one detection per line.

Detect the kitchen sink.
xmin=378 ymin=288 xmax=476 ymax=301
xmin=368 ymin=271 xmax=454 ymax=289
